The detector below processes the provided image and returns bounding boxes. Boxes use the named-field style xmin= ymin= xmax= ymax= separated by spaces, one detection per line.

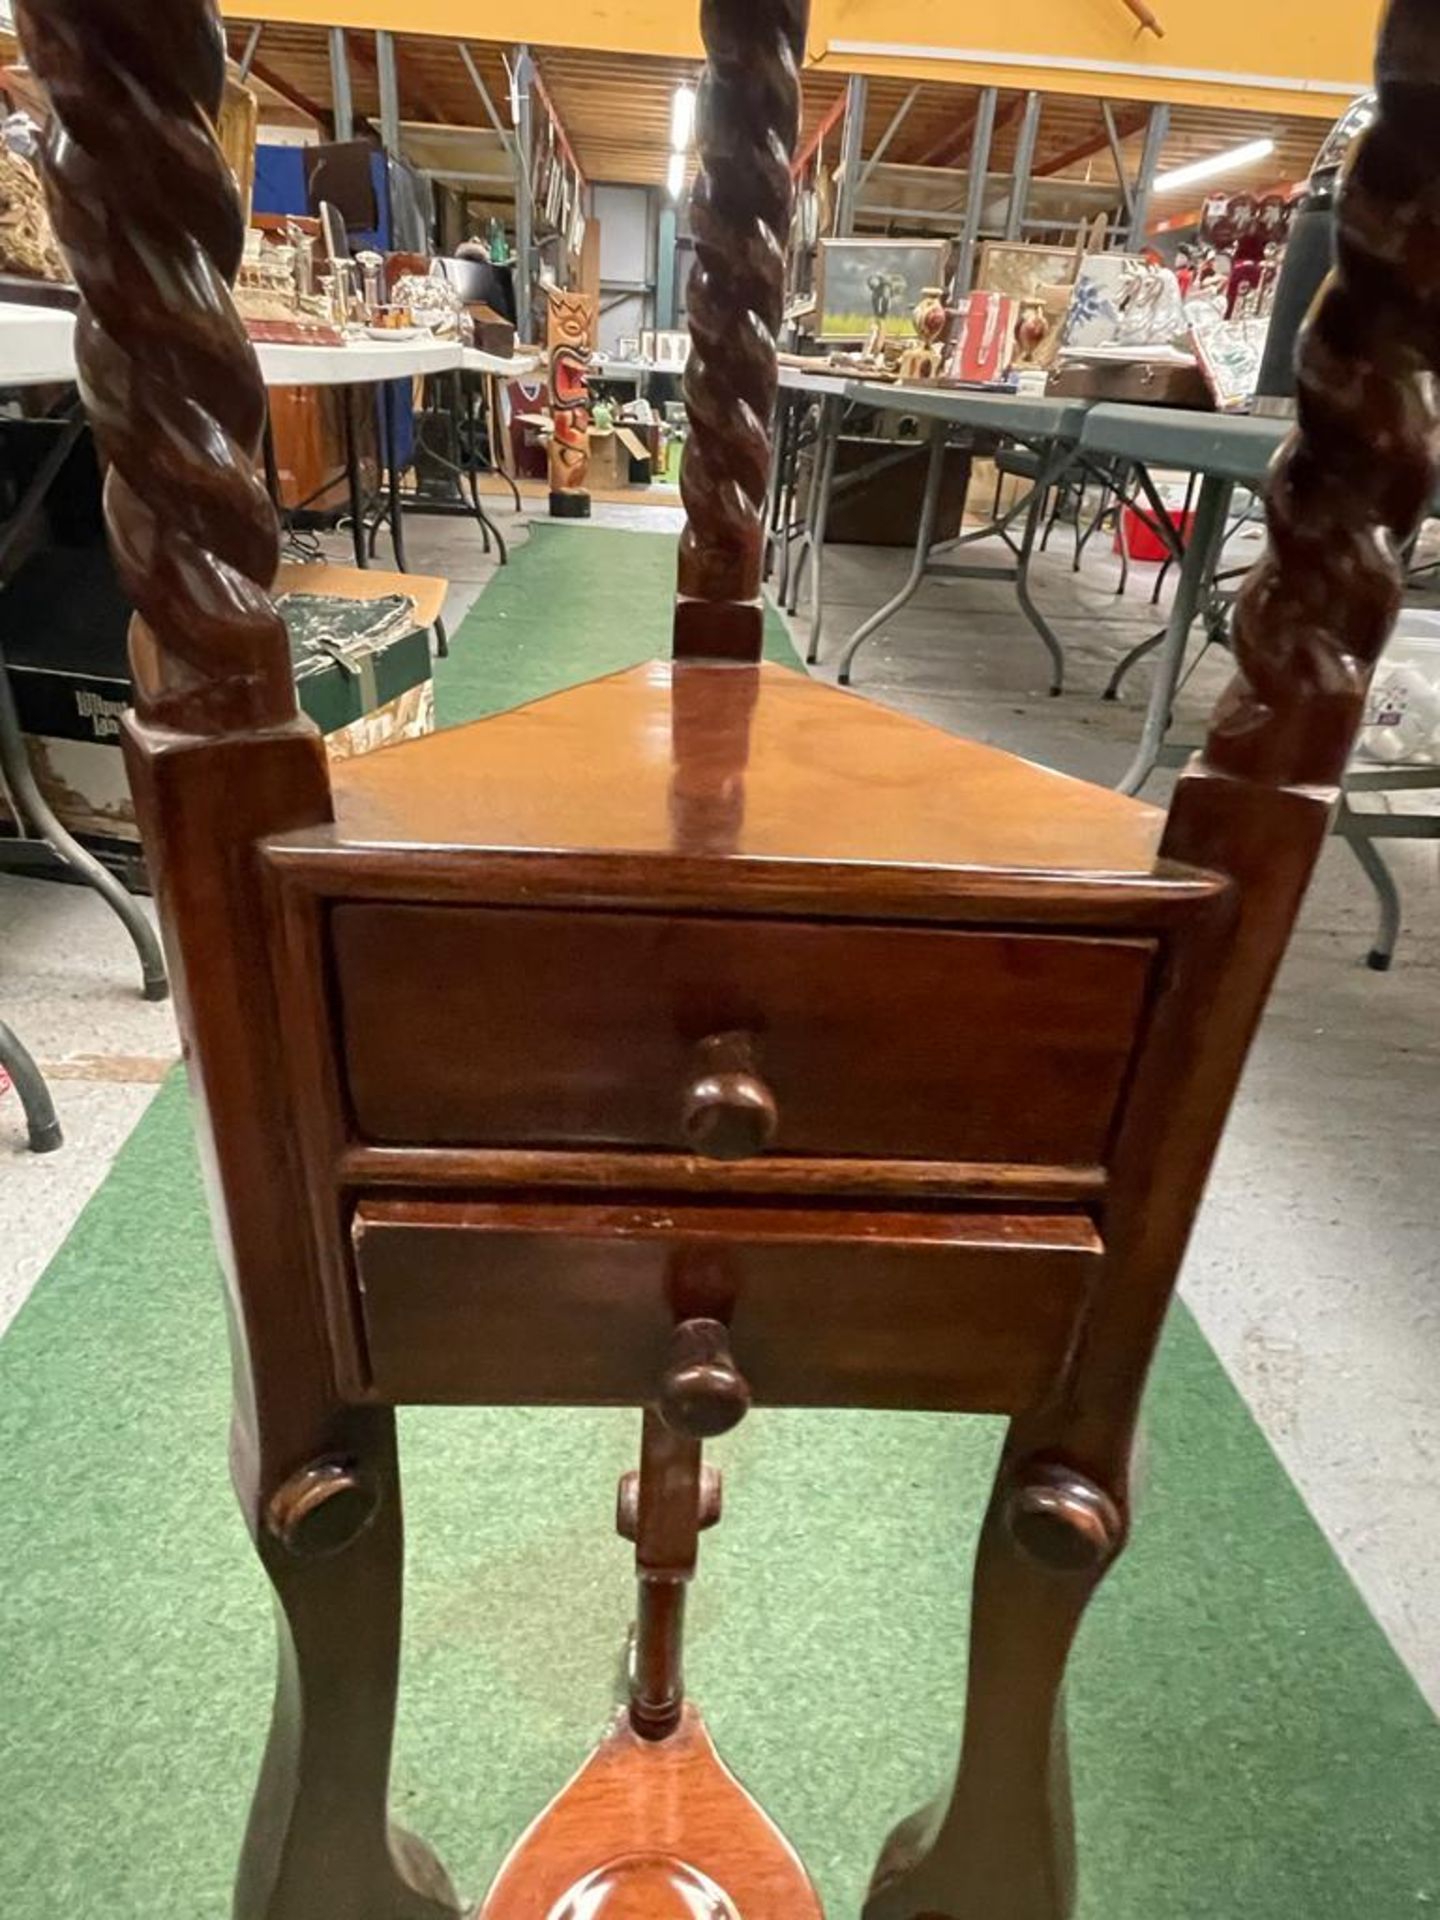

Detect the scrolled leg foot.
xmin=862 ymin=1451 xmax=1128 ymax=1920
xmin=236 ymin=1421 xmax=462 ymax=1920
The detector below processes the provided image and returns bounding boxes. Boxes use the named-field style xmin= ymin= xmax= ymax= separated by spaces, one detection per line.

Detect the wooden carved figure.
xmin=19 ymin=0 xmax=1439 ymax=1913
xmin=546 ymin=286 xmax=595 ymax=517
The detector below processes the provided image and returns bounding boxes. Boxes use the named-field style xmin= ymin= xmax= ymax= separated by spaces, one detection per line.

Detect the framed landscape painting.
xmin=815 ymin=237 xmax=949 ymax=342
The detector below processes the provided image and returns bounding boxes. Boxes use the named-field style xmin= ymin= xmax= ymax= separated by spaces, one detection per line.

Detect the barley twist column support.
xmin=674 ymin=0 xmax=808 ymax=661
xmin=16 ymin=0 xmax=293 ymax=737
xmin=1184 ymin=8 xmax=1440 ymax=798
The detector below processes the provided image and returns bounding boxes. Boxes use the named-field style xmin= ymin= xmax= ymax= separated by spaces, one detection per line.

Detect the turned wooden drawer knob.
xmin=680 ymin=1031 xmax=777 ymax=1161
xmin=658 ymin=1319 xmax=751 ymax=1439
xmin=1006 ymin=1465 xmax=1123 ymax=1572
xmin=266 ymin=1459 xmax=379 ymax=1558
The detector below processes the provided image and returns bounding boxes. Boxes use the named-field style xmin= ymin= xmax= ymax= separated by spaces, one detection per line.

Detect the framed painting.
xmin=973 ymin=240 xmax=1077 ymax=303
xmin=814 ymin=236 xmax=949 ymax=342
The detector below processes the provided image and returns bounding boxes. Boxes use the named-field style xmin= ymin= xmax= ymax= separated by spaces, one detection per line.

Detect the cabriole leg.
xmin=235 ymin=1413 xmax=461 ymax=1920
xmin=864 ymin=1439 xmax=1128 ymax=1920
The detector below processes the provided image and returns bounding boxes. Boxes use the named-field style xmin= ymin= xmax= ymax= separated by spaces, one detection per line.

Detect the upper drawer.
xmin=331 ymin=904 xmax=1152 ymax=1166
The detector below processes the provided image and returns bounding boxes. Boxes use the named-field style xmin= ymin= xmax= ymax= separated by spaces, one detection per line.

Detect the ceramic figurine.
xmin=1011 ymin=299 xmax=1049 ymax=367
xmin=912 ymin=286 xmax=947 ymax=348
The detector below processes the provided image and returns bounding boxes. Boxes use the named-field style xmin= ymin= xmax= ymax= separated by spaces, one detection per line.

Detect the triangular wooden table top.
xmin=311 ymin=660 xmax=1182 ymax=889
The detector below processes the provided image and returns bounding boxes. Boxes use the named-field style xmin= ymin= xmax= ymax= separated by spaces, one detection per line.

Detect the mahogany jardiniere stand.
xmin=17 ymin=0 xmax=1440 ymax=1912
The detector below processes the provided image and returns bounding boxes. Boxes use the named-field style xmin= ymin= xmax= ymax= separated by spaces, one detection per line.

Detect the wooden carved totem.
xmin=19 ymin=0 xmax=1440 ymax=1913
xmin=546 ymin=286 xmax=595 ymax=518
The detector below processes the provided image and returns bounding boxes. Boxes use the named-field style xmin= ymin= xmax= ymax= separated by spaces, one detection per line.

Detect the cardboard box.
xmin=587 ymin=423 xmax=654 ymax=491
xmin=805 ymin=438 xmax=972 ymax=547
xmin=1 ymin=546 xmax=436 ymax=858
xmin=969 ymin=457 xmax=1030 ymax=523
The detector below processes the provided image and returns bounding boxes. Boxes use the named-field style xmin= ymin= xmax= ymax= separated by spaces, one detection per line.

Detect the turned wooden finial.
xmin=674 ymin=0 xmax=808 ymax=662
xmin=1186 ymin=3 xmax=1440 ymax=796
xmin=17 ymin=0 xmax=294 ymax=737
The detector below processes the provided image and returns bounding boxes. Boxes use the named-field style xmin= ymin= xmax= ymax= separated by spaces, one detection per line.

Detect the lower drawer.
xmin=349 ymin=1199 xmax=1100 ymax=1413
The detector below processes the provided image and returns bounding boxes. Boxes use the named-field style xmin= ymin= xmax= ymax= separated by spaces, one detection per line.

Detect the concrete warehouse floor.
xmin=2 ymin=491 xmax=1437 ymax=1734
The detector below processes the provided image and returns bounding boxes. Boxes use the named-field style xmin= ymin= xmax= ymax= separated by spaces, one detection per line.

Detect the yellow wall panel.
xmin=812 ymin=0 xmax=1379 ymax=119
xmin=233 ymin=0 xmax=705 ymax=57
xmin=233 ymin=0 xmax=1380 ymax=118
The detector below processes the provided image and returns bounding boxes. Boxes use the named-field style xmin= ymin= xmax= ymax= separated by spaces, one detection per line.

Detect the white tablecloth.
xmin=1 ymin=304 xmax=539 ymax=390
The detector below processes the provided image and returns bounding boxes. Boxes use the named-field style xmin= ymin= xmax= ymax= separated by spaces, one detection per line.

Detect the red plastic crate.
xmin=1116 ymin=505 xmax=1195 ymax=563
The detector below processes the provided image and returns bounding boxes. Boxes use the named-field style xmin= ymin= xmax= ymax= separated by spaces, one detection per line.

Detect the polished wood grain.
xmin=675 ymin=0 xmax=807 ymax=660
xmin=862 ymin=15 xmax=1440 ymax=1915
xmin=338 ymin=1146 xmax=1108 ymax=1204
xmin=477 ymin=1707 xmax=822 ymax=1919
xmin=33 ymin=0 xmax=1438 ymax=1911
xmin=16 ymin=5 xmax=459 ymax=1916
xmin=349 ymin=1200 xmax=1099 ymax=1411
xmin=316 ymin=661 xmax=1171 ymax=877
xmin=624 ymin=1339 xmax=745 ymax=1741
xmin=331 ymin=903 xmax=1154 ymax=1164
xmin=269 ymin=835 xmax=1224 ymax=929
xmin=20 ymin=0 xmax=294 ymax=737
xmin=680 ymin=1031 xmax=780 ymax=1162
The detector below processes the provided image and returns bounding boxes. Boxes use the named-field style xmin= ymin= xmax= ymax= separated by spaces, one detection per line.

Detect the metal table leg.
xmin=1103 ymin=624 xmax=1167 ymax=701
xmin=765 ymin=390 xmax=792 ymax=580
xmin=926 ymin=438 xmax=1075 ymax=695
xmin=932 ymin=457 xmax=1048 ymax=556
xmin=785 ymin=397 xmax=823 ymax=616
xmin=0 ymin=1019 xmax=62 ymax=1152
xmin=1012 ymin=445 xmax=1073 ymax=696
xmin=342 ymin=386 xmax=368 ymax=570
xmin=483 ymin=371 xmax=523 ymax=511
xmin=401 ymin=371 xmax=510 ymax=567
xmin=448 ymin=371 xmax=492 ymax=558
xmin=0 ymin=652 xmax=167 ymax=999
xmin=0 ymin=411 xmax=167 ymax=1002
xmin=804 ymin=395 xmax=842 ymax=664
xmin=775 ymin=394 xmax=804 ymax=606
xmin=837 ymin=420 xmax=946 ymax=687
xmin=1113 ymin=461 xmax=1132 ymax=596
xmin=382 ymin=381 xmax=410 ymax=572
xmin=1153 ymin=471 xmax=1199 ymax=605
xmin=1335 ymin=790 xmax=1404 ymax=970
xmin=261 ymin=415 xmax=282 ymax=517
xmin=1116 ymin=474 xmax=1233 ymax=795
xmin=1104 ymin=462 xmax=1203 ymax=699
xmin=382 ymin=382 xmax=456 ymax=657
xmin=458 ymin=373 xmax=508 ymax=564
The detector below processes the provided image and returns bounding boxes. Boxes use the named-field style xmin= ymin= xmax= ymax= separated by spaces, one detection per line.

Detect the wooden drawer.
xmin=349 ymin=1199 xmax=1100 ymax=1412
xmin=331 ymin=905 xmax=1153 ymax=1167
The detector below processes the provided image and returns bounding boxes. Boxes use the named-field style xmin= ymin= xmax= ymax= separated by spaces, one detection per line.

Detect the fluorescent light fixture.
xmin=1153 ymin=137 xmax=1276 ymax=194
xmin=667 ymin=150 xmax=689 ymax=200
xmin=670 ymin=85 xmax=696 ymax=152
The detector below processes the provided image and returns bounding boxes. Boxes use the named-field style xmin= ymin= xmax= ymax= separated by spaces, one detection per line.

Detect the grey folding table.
xmin=1078 ymin=403 xmax=1288 ymax=795
xmin=830 ymin=382 xmax=1094 ymax=694
xmin=1081 ymin=401 xmax=1436 ymax=966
